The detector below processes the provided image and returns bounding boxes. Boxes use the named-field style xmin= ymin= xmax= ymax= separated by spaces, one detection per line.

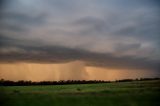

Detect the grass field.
xmin=0 ymin=80 xmax=160 ymax=106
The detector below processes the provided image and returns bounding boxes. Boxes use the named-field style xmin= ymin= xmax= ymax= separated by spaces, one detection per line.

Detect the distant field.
xmin=0 ymin=80 xmax=160 ymax=106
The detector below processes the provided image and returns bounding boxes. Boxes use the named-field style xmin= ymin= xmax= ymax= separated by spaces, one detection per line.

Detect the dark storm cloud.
xmin=0 ymin=12 xmax=47 ymax=33
xmin=0 ymin=45 xmax=159 ymax=72
xmin=114 ymin=43 xmax=141 ymax=53
xmin=1 ymin=11 xmax=46 ymax=24
xmin=0 ymin=0 xmax=160 ymax=72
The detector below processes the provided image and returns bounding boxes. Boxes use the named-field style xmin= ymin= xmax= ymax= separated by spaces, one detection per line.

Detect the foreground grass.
xmin=0 ymin=80 xmax=160 ymax=106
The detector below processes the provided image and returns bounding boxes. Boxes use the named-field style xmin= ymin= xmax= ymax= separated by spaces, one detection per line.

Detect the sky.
xmin=0 ymin=0 xmax=160 ymax=81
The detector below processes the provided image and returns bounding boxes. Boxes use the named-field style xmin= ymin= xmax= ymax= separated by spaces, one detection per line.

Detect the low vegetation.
xmin=0 ymin=79 xmax=160 ymax=106
xmin=0 ymin=78 xmax=159 ymax=86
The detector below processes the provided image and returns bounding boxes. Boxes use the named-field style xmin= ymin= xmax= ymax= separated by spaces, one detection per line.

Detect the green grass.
xmin=0 ymin=80 xmax=160 ymax=106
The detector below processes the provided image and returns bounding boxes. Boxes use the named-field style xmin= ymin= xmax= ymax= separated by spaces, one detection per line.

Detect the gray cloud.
xmin=0 ymin=45 xmax=159 ymax=72
xmin=0 ymin=0 xmax=160 ymax=72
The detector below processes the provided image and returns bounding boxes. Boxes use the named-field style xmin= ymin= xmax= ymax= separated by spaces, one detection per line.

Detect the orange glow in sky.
xmin=0 ymin=61 xmax=157 ymax=81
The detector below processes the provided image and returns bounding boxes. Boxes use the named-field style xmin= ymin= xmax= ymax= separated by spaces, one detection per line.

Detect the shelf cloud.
xmin=0 ymin=0 xmax=160 ymax=80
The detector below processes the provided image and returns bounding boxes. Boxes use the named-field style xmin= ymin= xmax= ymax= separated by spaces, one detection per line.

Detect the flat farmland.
xmin=0 ymin=80 xmax=160 ymax=106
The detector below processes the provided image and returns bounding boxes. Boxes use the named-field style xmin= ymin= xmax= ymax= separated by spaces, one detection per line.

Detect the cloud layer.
xmin=0 ymin=0 xmax=160 ymax=73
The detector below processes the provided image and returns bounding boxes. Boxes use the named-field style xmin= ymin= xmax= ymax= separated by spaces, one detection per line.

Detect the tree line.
xmin=0 ymin=78 xmax=159 ymax=86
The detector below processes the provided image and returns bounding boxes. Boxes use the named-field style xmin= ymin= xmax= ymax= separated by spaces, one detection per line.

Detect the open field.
xmin=0 ymin=80 xmax=160 ymax=106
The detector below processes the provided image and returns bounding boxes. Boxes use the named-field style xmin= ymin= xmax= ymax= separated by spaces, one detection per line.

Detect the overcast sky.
xmin=0 ymin=0 xmax=160 ymax=73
